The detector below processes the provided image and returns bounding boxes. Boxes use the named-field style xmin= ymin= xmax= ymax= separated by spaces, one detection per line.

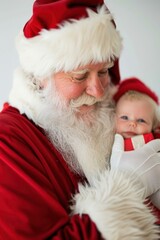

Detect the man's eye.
xmin=74 ymin=76 xmax=87 ymax=82
xmin=71 ymin=74 xmax=88 ymax=82
xmin=120 ymin=115 xmax=128 ymax=120
xmin=98 ymin=69 xmax=109 ymax=77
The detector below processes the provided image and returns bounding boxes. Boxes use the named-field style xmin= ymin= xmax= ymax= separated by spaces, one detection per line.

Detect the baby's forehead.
xmin=116 ymin=97 xmax=154 ymax=113
xmin=116 ymin=95 xmax=139 ymax=108
xmin=118 ymin=91 xmax=147 ymax=101
xmin=116 ymin=91 xmax=155 ymax=108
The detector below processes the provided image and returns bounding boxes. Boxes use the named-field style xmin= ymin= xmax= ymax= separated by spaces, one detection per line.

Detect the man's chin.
xmin=73 ymin=104 xmax=100 ymax=125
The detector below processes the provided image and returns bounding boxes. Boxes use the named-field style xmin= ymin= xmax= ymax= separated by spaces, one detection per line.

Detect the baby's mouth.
xmin=123 ymin=131 xmax=137 ymax=139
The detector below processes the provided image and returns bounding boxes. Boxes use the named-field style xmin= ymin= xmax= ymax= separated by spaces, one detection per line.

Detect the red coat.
xmin=0 ymin=105 xmax=103 ymax=239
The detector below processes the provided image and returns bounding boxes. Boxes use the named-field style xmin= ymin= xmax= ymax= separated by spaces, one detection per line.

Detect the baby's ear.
xmin=153 ymin=125 xmax=160 ymax=138
xmin=153 ymin=125 xmax=160 ymax=133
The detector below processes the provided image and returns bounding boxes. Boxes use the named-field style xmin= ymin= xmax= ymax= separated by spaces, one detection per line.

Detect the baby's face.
xmin=115 ymin=96 xmax=154 ymax=139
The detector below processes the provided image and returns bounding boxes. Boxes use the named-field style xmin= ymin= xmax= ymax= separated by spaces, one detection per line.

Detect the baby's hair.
xmin=119 ymin=90 xmax=160 ymax=130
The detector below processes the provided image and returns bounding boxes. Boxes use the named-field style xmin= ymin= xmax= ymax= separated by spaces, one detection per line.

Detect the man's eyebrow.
xmin=70 ymin=69 xmax=89 ymax=75
xmin=69 ymin=63 xmax=112 ymax=75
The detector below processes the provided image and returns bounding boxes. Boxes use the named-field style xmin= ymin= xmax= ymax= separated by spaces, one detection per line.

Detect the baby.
xmin=114 ymin=77 xmax=160 ymax=224
xmin=114 ymin=77 xmax=160 ymax=150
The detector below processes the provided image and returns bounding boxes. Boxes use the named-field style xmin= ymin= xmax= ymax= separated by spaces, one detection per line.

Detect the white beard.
xmin=29 ymin=79 xmax=116 ymax=181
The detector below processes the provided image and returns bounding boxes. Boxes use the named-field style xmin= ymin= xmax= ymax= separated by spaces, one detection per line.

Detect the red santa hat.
xmin=16 ymin=0 xmax=122 ymax=85
xmin=114 ymin=77 xmax=159 ymax=104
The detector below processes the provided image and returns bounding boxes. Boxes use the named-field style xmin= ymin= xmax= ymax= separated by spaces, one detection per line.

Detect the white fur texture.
xmin=71 ymin=170 xmax=160 ymax=240
xmin=16 ymin=5 xmax=122 ymax=78
xmin=9 ymin=68 xmax=44 ymax=120
xmin=9 ymin=68 xmax=116 ymax=178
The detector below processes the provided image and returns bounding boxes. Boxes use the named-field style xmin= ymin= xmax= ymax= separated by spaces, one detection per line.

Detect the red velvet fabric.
xmin=24 ymin=0 xmax=104 ymax=38
xmin=109 ymin=59 xmax=120 ymax=85
xmin=114 ymin=77 xmax=159 ymax=104
xmin=0 ymin=105 xmax=103 ymax=239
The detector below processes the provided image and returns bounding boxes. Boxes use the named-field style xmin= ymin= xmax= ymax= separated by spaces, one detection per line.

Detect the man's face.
xmin=50 ymin=62 xmax=112 ymax=114
xmin=39 ymin=62 xmax=115 ymax=175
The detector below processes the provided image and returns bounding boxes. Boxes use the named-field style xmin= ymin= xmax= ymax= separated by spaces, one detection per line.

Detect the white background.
xmin=0 ymin=0 xmax=160 ymax=109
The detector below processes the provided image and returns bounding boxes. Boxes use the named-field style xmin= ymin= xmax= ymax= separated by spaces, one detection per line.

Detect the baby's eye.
xmin=137 ymin=118 xmax=146 ymax=123
xmin=120 ymin=115 xmax=128 ymax=120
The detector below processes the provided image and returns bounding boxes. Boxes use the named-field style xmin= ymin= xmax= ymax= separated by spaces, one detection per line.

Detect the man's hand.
xmin=110 ymin=134 xmax=160 ymax=198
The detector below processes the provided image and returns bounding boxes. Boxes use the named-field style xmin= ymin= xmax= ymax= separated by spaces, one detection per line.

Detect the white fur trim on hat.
xmin=16 ymin=5 xmax=122 ymax=79
xmin=71 ymin=170 xmax=159 ymax=240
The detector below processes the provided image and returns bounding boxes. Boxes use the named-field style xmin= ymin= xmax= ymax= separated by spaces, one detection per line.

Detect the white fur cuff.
xmin=71 ymin=170 xmax=159 ymax=240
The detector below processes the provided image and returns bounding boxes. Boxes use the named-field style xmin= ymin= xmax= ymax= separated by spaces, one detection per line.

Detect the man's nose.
xmin=85 ymin=75 xmax=106 ymax=98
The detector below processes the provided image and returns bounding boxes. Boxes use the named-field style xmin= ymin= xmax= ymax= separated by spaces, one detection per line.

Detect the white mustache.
xmin=70 ymin=93 xmax=104 ymax=108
